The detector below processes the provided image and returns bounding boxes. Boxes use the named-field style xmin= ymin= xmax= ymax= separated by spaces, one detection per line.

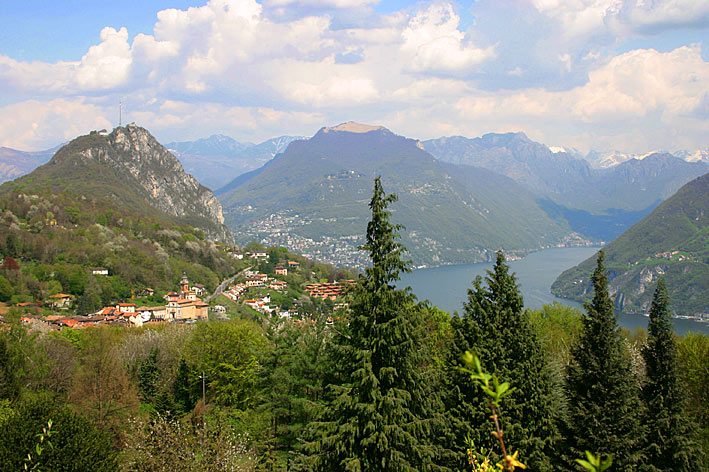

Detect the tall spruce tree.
xmin=642 ymin=279 xmax=703 ymax=471
xmin=442 ymin=251 xmax=558 ymax=471
xmin=563 ymin=250 xmax=644 ymax=470
xmin=310 ymin=177 xmax=440 ymax=472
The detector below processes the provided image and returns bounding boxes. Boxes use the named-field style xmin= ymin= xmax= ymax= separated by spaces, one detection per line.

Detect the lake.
xmin=399 ymin=246 xmax=709 ymax=335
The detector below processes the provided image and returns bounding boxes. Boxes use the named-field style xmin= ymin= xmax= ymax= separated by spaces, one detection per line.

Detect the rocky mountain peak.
xmin=46 ymin=125 xmax=233 ymax=242
xmin=323 ymin=121 xmax=386 ymax=134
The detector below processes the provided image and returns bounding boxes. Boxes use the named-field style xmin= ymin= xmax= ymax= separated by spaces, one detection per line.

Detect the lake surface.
xmin=400 ymin=247 xmax=709 ymax=335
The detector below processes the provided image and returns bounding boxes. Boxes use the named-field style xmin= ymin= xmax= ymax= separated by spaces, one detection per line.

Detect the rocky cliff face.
xmin=40 ymin=124 xmax=233 ymax=243
xmin=107 ymin=124 xmax=226 ymax=226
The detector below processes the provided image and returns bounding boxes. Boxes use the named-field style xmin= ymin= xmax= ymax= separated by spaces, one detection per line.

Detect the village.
xmin=5 ymin=251 xmax=358 ymax=332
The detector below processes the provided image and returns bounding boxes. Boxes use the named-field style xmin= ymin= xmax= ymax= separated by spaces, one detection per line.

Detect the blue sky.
xmin=0 ymin=0 xmax=706 ymax=153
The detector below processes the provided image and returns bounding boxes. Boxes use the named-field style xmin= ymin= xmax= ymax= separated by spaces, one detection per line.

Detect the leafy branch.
xmin=23 ymin=419 xmax=53 ymax=472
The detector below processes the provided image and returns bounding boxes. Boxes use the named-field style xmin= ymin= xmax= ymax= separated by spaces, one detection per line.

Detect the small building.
xmin=49 ymin=293 xmax=73 ymax=309
xmin=92 ymin=267 xmax=109 ymax=276
xmin=211 ymin=304 xmax=227 ymax=313
xmin=270 ymin=280 xmax=288 ymax=291
xmin=116 ymin=303 xmax=136 ymax=313
xmin=137 ymin=306 xmax=168 ymax=320
xmin=246 ymin=276 xmax=265 ymax=287
xmin=275 ymin=266 xmax=288 ymax=276
xmin=191 ymin=284 xmax=206 ymax=296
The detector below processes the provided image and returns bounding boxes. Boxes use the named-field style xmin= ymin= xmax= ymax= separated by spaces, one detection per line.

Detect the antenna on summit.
xmin=119 ymin=99 xmax=122 ymax=127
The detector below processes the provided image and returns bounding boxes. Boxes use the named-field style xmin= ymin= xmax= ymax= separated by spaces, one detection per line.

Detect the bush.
xmin=0 ymin=396 xmax=118 ymax=472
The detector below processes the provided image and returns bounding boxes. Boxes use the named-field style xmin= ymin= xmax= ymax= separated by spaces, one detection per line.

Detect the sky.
xmin=0 ymin=0 xmax=707 ymax=153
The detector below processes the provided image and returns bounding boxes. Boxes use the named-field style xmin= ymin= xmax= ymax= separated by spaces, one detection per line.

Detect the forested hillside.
xmin=1 ymin=179 xmax=706 ymax=472
xmin=553 ymin=172 xmax=709 ymax=316
xmin=0 ymin=189 xmax=243 ymax=313
xmin=218 ymin=123 xmax=575 ymax=267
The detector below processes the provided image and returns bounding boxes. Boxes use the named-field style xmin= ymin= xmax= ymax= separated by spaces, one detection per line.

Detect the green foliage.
xmin=173 ymin=358 xmax=195 ymax=414
xmin=443 ymin=251 xmax=558 ymax=471
xmin=23 ymin=419 xmax=53 ymax=472
xmin=576 ymin=451 xmax=613 ymax=472
xmin=0 ymin=189 xmax=244 ymax=309
xmin=553 ymin=173 xmax=709 ymax=316
xmin=562 ymin=251 xmax=645 ymax=470
xmin=310 ymin=178 xmax=442 ymax=471
xmin=527 ymin=303 xmax=583 ymax=368
xmin=0 ymin=274 xmax=14 ymax=301
xmin=0 ymin=396 xmax=118 ymax=472
xmin=459 ymin=352 xmax=525 ymax=472
xmin=185 ymin=319 xmax=268 ymax=408
xmin=257 ymin=318 xmax=332 ymax=467
xmin=677 ymin=332 xmax=709 ymax=452
xmin=0 ymin=332 xmax=23 ymax=401
xmin=642 ymin=279 xmax=704 ymax=471
xmin=138 ymin=348 xmax=161 ymax=403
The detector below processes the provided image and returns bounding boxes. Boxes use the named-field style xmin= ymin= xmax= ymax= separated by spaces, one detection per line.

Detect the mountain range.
xmin=2 ymin=125 xmax=232 ymax=243
xmin=423 ymin=133 xmax=708 ymax=241
xmin=0 ymin=145 xmax=61 ymax=184
xmin=217 ymin=122 xmax=579 ymax=267
xmin=552 ymin=172 xmax=709 ymax=317
xmin=166 ymin=134 xmax=304 ymax=190
xmin=423 ymin=133 xmax=708 ymax=214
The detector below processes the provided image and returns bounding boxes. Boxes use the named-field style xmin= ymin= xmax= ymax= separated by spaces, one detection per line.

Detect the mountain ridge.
xmin=552 ymin=172 xmax=709 ymax=317
xmin=2 ymin=124 xmax=233 ymax=243
xmin=218 ymin=123 xmax=578 ymax=267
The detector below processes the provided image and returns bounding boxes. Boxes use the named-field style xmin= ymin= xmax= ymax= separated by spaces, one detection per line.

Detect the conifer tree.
xmin=442 ymin=251 xmax=558 ymax=471
xmin=138 ymin=348 xmax=160 ymax=402
xmin=642 ymin=279 xmax=702 ymax=471
xmin=563 ymin=251 xmax=644 ymax=470
xmin=310 ymin=177 xmax=440 ymax=472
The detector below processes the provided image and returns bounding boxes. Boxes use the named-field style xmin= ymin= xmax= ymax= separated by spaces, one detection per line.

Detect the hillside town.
xmin=1 ymin=249 xmax=357 ymax=332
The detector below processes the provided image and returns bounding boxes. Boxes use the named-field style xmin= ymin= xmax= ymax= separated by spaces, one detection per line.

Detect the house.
xmin=246 ymin=276 xmax=265 ymax=287
xmin=247 ymin=251 xmax=268 ymax=259
xmin=275 ymin=266 xmax=288 ymax=276
xmin=287 ymin=261 xmax=299 ymax=268
xmin=116 ymin=303 xmax=136 ymax=313
xmin=49 ymin=293 xmax=73 ymax=309
xmin=141 ymin=288 xmax=155 ymax=297
xmin=211 ymin=304 xmax=227 ymax=313
xmin=191 ymin=283 xmax=206 ymax=296
xmin=270 ymin=280 xmax=288 ymax=291
xmin=92 ymin=267 xmax=109 ymax=275
xmin=137 ymin=306 xmax=168 ymax=320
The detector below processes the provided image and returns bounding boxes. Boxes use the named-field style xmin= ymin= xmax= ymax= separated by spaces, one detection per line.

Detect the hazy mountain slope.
xmin=219 ymin=122 xmax=574 ymax=267
xmin=424 ymin=134 xmax=708 ymax=213
xmin=552 ymin=173 xmax=709 ymax=316
xmin=167 ymin=134 xmax=304 ymax=190
xmin=3 ymin=125 xmax=233 ymax=243
xmin=0 ymin=146 xmax=60 ymax=184
xmin=424 ymin=134 xmax=708 ymax=242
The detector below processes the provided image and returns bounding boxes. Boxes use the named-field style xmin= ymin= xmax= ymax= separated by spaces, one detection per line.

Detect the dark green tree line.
xmin=442 ymin=251 xmax=558 ymax=471
xmin=310 ymin=177 xmax=442 ymax=471
xmin=562 ymin=251 xmax=644 ymax=470
xmin=641 ymin=279 xmax=703 ymax=471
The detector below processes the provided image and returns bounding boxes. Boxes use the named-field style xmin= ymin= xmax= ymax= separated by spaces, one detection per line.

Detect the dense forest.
xmin=0 ymin=180 xmax=707 ymax=471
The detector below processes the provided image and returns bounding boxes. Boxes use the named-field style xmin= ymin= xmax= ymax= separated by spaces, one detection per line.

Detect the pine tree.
xmin=563 ymin=250 xmax=644 ymax=470
xmin=642 ymin=279 xmax=703 ymax=471
xmin=310 ymin=177 xmax=441 ymax=472
xmin=442 ymin=251 xmax=558 ymax=471
xmin=173 ymin=358 xmax=195 ymax=413
xmin=138 ymin=348 xmax=160 ymax=402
